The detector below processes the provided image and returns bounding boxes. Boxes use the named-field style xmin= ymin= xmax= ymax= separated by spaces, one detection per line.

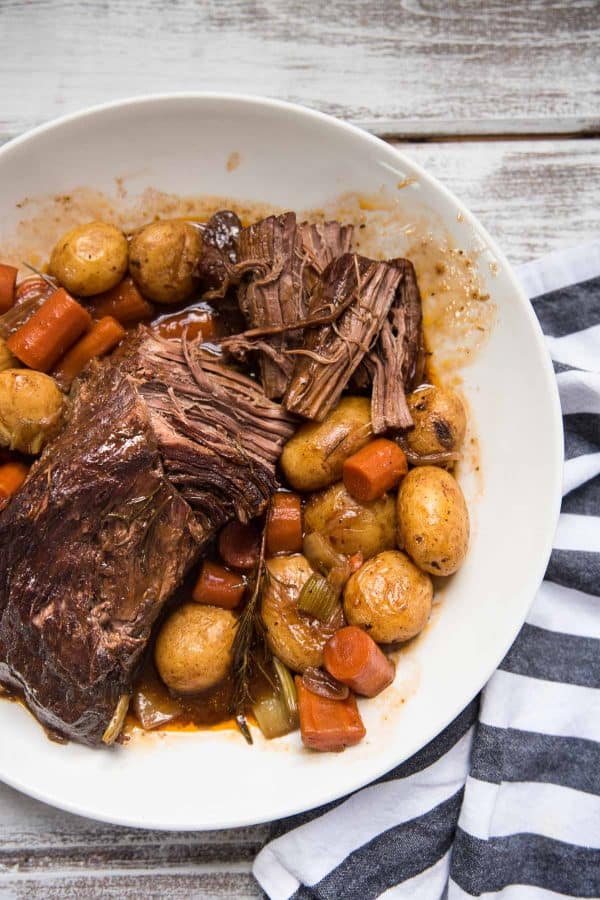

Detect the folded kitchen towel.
xmin=254 ymin=241 xmax=600 ymax=899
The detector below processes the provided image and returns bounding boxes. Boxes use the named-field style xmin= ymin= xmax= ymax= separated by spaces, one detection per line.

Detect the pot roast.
xmin=0 ymin=210 xmax=425 ymax=747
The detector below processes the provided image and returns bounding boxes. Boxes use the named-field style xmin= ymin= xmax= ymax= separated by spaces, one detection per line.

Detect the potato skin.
xmin=304 ymin=481 xmax=396 ymax=560
xmin=344 ymin=550 xmax=433 ymax=643
xmin=406 ymin=386 xmax=466 ymax=457
xmin=49 ymin=221 xmax=128 ymax=296
xmin=261 ymin=554 xmax=343 ymax=672
xmin=129 ymin=219 xmax=201 ymax=304
xmin=397 ymin=466 xmax=469 ymax=575
xmin=281 ymin=397 xmax=372 ymax=491
xmin=154 ymin=603 xmax=237 ymax=694
xmin=0 ymin=369 xmax=64 ymax=454
xmin=0 ymin=338 xmax=17 ymax=373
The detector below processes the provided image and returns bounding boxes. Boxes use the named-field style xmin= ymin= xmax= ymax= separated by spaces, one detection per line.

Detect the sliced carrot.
xmin=343 ymin=438 xmax=408 ymax=502
xmin=0 ymin=264 xmax=18 ymax=314
xmin=218 ymin=521 xmax=260 ymax=572
xmin=0 ymin=461 xmax=29 ymax=512
xmin=192 ymin=560 xmax=246 ymax=609
xmin=7 ymin=287 xmax=92 ymax=372
xmin=323 ymin=626 xmax=395 ymax=698
xmin=266 ymin=492 xmax=303 ymax=555
xmin=91 ymin=277 xmax=154 ymax=325
xmin=296 ymin=677 xmax=366 ymax=752
xmin=53 ymin=316 xmax=126 ymax=387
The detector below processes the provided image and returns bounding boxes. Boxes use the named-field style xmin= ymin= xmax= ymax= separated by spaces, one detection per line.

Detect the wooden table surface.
xmin=0 ymin=1 xmax=598 ymax=896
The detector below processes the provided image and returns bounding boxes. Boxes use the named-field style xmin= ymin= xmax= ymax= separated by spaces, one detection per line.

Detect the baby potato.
xmin=397 ymin=466 xmax=469 ymax=575
xmin=304 ymin=481 xmax=396 ymax=560
xmin=129 ymin=219 xmax=202 ymax=304
xmin=344 ymin=550 xmax=433 ymax=643
xmin=281 ymin=396 xmax=372 ymax=491
xmin=406 ymin=385 xmax=466 ymax=457
xmin=0 ymin=338 xmax=17 ymax=373
xmin=0 ymin=369 xmax=65 ymax=454
xmin=49 ymin=221 xmax=128 ymax=296
xmin=261 ymin=554 xmax=343 ymax=672
xmin=154 ymin=603 xmax=237 ymax=694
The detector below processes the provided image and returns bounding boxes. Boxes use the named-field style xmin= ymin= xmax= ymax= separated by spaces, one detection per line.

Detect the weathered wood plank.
xmin=399 ymin=138 xmax=600 ymax=264
xmin=0 ymin=0 xmax=598 ymax=140
xmin=0 ymin=869 xmax=261 ymax=899
xmin=0 ymin=782 xmax=268 ymax=869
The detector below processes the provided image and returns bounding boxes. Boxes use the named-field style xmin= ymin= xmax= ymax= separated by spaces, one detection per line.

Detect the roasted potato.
xmin=129 ymin=219 xmax=202 ymax=304
xmin=49 ymin=221 xmax=128 ymax=296
xmin=0 ymin=338 xmax=17 ymax=373
xmin=406 ymin=386 xmax=466 ymax=458
xmin=0 ymin=369 xmax=65 ymax=454
xmin=154 ymin=603 xmax=237 ymax=694
xmin=281 ymin=397 xmax=372 ymax=491
xmin=344 ymin=550 xmax=433 ymax=643
xmin=261 ymin=554 xmax=343 ymax=672
xmin=397 ymin=466 xmax=469 ymax=575
xmin=304 ymin=481 xmax=396 ymax=560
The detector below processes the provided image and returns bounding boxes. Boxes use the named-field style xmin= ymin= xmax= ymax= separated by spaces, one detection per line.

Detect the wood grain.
xmin=0 ymin=782 xmax=265 ymax=897
xmin=0 ymin=0 xmax=598 ymax=140
xmin=400 ymin=138 xmax=600 ymax=264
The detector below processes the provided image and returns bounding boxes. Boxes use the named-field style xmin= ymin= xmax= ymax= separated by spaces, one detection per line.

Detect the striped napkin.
xmin=254 ymin=242 xmax=600 ymax=899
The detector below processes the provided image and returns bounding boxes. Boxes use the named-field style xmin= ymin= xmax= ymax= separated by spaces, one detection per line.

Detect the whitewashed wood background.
xmin=0 ymin=0 xmax=598 ymax=897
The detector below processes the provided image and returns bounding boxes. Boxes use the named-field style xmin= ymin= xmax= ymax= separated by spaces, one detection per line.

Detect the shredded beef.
xmin=0 ymin=328 xmax=294 ymax=745
xmin=283 ymin=253 xmax=404 ymax=421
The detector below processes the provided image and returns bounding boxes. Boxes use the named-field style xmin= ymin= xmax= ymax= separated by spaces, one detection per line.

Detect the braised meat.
xmin=297 ymin=220 xmax=354 ymax=295
xmin=229 ymin=214 xmax=354 ymax=399
xmin=283 ymin=254 xmax=405 ymax=422
xmin=0 ymin=361 xmax=202 ymax=745
xmin=0 ymin=328 xmax=295 ymax=745
xmin=118 ymin=331 xmax=296 ymax=532
xmin=355 ymin=259 xmax=425 ymax=432
xmin=196 ymin=210 xmax=241 ymax=296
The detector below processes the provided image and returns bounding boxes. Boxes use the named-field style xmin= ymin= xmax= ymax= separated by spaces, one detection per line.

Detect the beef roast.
xmin=117 ymin=331 xmax=296 ymax=532
xmin=0 ymin=329 xmax=295 ymax=745
xmin=355 ymin=259 xmax=426 ymax=432
xmin=297 ymin=220 xmax=354 ymax=296
xmin=283 ymin=254 xmax=405 ymax=422
xmin=196 ymin=210 xmax=242 ymax=296
xmin=0 ymin=361 xmax=202 ymax=744
xmin=229 ymin=214 xmax=354 ymax=399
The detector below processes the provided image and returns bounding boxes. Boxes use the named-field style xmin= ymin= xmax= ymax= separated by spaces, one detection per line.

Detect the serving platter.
xmin=0 ymin=94 xmax=562 ymax=829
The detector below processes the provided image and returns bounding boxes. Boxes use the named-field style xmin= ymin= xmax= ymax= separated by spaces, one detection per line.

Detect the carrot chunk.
xmin=0 ymin=265 xmax=18 ymax=314
xmin=266 ymin=491 xmax=303 ymax=555
xmin=323 ymin=626 xmax=395 ymax=698
xmin=343 ymin=438 xmax=408 ymax=502
xmin=91 ymin=277 xmax=154 ymax=325
xmin=192 ymin=560 xmax=246 ymax=609
xmin=296 ymin=677 xmax=366 ymax=752
xmin=53 ymin=316 xmax=126 ymax=387
xmin=0 ymin=461 xmax=29 ymax=512
xmin=7 ymin=287 xmax=92 ymax=372
xmin=218 ymin=521 xmax=260 ymax=572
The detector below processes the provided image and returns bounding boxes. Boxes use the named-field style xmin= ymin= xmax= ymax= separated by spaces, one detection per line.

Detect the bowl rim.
xmin=0 ymin=92 xmax=564 ymax=829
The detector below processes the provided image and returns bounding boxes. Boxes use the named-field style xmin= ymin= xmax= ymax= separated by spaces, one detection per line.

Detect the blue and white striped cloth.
xmin=254 ymin=242 xmax=600 ymax=899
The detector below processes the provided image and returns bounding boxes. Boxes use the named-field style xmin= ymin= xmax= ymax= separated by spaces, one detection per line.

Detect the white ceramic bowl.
xmin=0 ymin=94 xmax=562 ymax=830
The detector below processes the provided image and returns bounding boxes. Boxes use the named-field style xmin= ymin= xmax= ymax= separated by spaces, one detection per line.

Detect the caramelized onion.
xmin=301 ymin=667 xmax=349 ymax=701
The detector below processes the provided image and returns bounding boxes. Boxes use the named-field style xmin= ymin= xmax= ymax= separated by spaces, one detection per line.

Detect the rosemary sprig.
xmin=21 ymin=261 xmax=57 ymax=289
xmin=229 ymin=526 xmax=267 ymax=744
